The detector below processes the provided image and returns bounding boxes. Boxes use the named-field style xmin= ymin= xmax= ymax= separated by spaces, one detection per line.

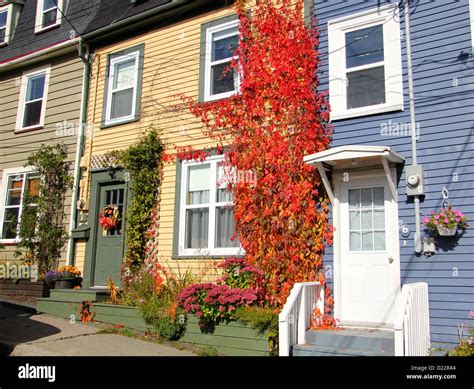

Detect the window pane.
xmin=185 ymin=208 xmax=209 ymax=249
xmin=113 ymin=59 xmax=136 ymax=90
xmin=26 ymin=176 xmax=40 ymax=199
xmin=43 ymin=0 xmax=57 ymax=10
xmin=2 ymin=208 xmax=19 ymax=239
xmin=373 ymin=187 xmax=384 ymax=207
xmin=362 ymin=231 xmax=373 ymax=250
xmin=361 ymin=210 xmax=372 ymax=229
xmin=349 ymin=189 xmax=360 ymax=209
xmin=212 ymin=32 xmax=238 ymax=61
xmin=23 ymin=100 xmax=43 ymax=127
xmin=347 ymin=66 xmax=385 ymax=109
xmin=216 ymin=162 xmax=234 ymax=202
xmin=349 ymin=210 xmax=359 ymax=230
xmin=361 ymin=188 xmax=372 ymax=208
xmin=350 ymin=231 xmax=361 ymax=251
xmin=26 ymin=74 xmax=46 ymax=102
xmin=374 ymin=231 xmax=386 ymax=250
xmin=110 ymin=88 xmax=133 ymax=119
xmin=187 ymin=164 xmax=210 ymax=205
xmin=6 ymin=176 xmax=24 ymax=206
xmin=211 ymin=62 xmax=236 ymax=95
xmin=0 ymin=28 xmax=5 ymax=44
xmin=374 ymin=209 xmax=385 ymax=230
xmin=345 ymin=24 xmax=384 ymax=68
xmin=0 ymin=11 xmax=6 ymax=27
xmin=42 ymin=8 xmax=57 ymax=27
xmin=215 ymin=206 xmax=239 ymax=248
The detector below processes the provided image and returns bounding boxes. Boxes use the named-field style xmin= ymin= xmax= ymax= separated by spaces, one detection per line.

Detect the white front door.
xmin=338 ymin=174 xmax=399 ymax=326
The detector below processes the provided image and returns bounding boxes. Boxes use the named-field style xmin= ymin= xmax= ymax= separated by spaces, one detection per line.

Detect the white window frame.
xmin=178 ymin=155 xmax=242 ymax=257
xmin=35 ymin=0 xmax=63 ymax=34
xmin=104 ymin=50 xmax=140 ymax=126
xmin=15 ymin=65 xmax=51 ymax=132
xmin=0 ymin=167 xmax=37 ymax=244
xmin=328 ymin=5 xmax=403 ymax=120
xmin=0 ymin=4 xmax=11 ymax=46
xmin=204 ymin=19 xmax=240 ymax=102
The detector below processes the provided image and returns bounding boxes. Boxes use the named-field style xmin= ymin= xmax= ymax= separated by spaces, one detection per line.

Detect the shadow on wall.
xmin=0 ymin=302 xmax=61 ymax=357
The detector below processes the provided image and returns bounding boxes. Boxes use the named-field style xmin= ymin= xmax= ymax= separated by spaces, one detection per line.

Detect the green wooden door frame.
xmin=82 ymin=169 xmax=130 ymax=288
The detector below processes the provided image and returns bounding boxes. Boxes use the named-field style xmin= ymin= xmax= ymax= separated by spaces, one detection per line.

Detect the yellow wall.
xmin=80 ymin=5 xmax=240 ymax=277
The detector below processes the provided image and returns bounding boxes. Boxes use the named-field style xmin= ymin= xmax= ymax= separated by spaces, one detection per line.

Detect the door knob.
xmin=388 ymin=256 xmax=394 ymax=264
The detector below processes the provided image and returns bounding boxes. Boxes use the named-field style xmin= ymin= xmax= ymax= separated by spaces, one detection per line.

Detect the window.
xmin=178 ymin=155 xmax=241 ymax=256
xmin=35 ymin=0 xmax=63 ymax=33
xmin=16 ymin=66 xmax=50 ymax=132
xmin=103 ymin=46 xmax=144 ymax=126
xmin=0 ymin=8 xmax=7 ymax=45
xmin=202 ymin=18 xmax=240 ymax=102
xmin=0 ymin=169 xmax=40 ymax=242
xmin=328 ymin=5 xmax=403 ymax=120
xmin=348 ymin=187 xmax=386 ymax=251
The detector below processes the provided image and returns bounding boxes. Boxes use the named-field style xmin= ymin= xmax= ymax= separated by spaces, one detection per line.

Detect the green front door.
xmin=92 ymin=182 xmax=127 ymax=286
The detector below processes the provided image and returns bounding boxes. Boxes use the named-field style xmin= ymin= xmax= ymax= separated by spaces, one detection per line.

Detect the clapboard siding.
xmin=315 ymin=0 xmax=474 ymax=348
xmin=0 ymin=53 xmax=83 ymax=264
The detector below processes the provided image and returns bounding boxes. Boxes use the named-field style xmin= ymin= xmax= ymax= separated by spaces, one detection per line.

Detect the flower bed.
xmin=181 ymin=315 xmax=270 ymax=356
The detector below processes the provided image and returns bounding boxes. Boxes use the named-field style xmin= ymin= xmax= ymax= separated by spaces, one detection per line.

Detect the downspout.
xmin=404 ymin=2 xmax=422 ymax=253
xmin=67 ymin=40 xmax=91 ymax=265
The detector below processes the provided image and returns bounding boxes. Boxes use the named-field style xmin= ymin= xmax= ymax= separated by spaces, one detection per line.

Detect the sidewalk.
xmin=0 ymin=302 xmax=195 ymax=356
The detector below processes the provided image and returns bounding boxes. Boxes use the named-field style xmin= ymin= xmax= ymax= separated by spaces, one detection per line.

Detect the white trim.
xmin=203 ymin=19 xmax=240 ymax=102
xmin=304 ymin=145 xmax=405 ymax=166
xmin=104 ymin=50 xmax=140 ymax=126
xmin=0 ymin=167 xmax=36 ymax=244
xmin=15 ymin=65 xmax=51 ymax=133
xmin=178 ymin=155 xmax=241 ymax=257
xmin=332 ymin=169 xmax=401 ymax=325
xmin=35 ymin=0 xmax=63 ymax=34
xmin=327 ymin=4 xmax=403 ymax=120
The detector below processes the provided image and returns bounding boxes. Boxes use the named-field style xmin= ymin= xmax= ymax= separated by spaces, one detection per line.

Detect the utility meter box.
xmin=406 ymin=165 xmax=425 ymax=196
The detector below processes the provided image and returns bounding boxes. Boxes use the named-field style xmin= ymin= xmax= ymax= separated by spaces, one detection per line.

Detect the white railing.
xmin=279 ymin=282 xmax=324 ymax=356
xmin=394 ymin=282 xmax=431 ymax=356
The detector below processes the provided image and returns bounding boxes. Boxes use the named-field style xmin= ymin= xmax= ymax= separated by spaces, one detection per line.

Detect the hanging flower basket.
xmin=423 ymin=206 xmax=468 ymax=237
xmin=99 ymin=205 xmax=119 ymax=231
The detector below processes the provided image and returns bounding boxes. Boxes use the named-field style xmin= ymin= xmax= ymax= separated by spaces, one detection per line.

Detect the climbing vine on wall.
xmin=184 ymin=0 xmax=333 ymax=307
xmin=114 ymin=129 xmax=164 ymax=273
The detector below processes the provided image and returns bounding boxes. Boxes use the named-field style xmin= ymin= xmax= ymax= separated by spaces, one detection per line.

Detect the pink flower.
xmin=430 ymin=210 xmax=435 ymax=214
xmin=434 ymin=215 xmax=440 ymax=220
xmin=444 ymin=218 xmax=449 ymax=223
xmin=196 ymin=311 xmax=203 ymax=318
xmin=434 ymin=221 xmax=439 ymax=225
xmin=440 ymin=213 xmax=445 ymax=217
xmin=455 ymin=218 xmax=460 ymax=222
xmin=423 ymin=217 xmax=430 ymax=224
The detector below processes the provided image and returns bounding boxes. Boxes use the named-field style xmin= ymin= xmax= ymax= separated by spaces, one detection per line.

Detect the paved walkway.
xmin=0 ymin=302 xmax=195 ymax=356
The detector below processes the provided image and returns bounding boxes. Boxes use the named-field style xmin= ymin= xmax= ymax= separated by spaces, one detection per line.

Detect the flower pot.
xmin=436 ymin=224 xmax=457 ymax=236
xmin=54 ymin=278 xmax=77 ymax=289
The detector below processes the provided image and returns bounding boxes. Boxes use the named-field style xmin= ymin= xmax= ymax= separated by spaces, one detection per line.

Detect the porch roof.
xmin=303 ymin=145 xmax=405 ymax=169
xmin=303 ymin=145 xmax=405 ymax=203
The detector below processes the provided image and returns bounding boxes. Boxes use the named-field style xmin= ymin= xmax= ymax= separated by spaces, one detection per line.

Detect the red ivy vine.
xmin=181 ymin=0 xmax=333 ymax=313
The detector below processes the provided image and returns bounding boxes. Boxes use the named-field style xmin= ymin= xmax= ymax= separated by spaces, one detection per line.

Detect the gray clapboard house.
xmin=0 ymin=0 xmax=100 ymax=265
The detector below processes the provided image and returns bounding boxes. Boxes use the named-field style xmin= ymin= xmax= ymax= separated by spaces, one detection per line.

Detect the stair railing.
xmin=279 ymin=282 xmax=324 ymax=356
xmin=394 ymin=282 xmax=431 ymax=356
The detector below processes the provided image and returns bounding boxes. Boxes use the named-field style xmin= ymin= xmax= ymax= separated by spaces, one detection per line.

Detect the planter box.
xmin=436 ymin=224 xmax=457 ymax=236
xmin=0 ymin=278 xmax=50 ymax=298
xmin=181 ymin=315 xmax=270 ymax=356
xmin=92 ymin=304 xmax=150 ymax=332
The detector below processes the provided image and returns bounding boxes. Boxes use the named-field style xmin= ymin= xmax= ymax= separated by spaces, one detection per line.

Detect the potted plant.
xmin=44 ymin=266 xmax=82 ymax=289
xmin=423 ymin=206 xmax=469 ymax=237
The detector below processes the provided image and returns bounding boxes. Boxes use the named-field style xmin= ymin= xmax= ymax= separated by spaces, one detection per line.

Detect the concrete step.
xmin=49 ymin=289 xmax=109 ymax=303
xmin=305 ymin=328 xmax=395 ymax=354
xmin=292 ymin=343 xmax=394 ymax=357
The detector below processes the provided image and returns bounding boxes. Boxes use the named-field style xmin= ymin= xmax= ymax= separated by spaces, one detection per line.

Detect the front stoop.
xmin=36 ymin=289 xmax=109 ymax=319
xmin=292 ymin=328 xmax=395 ymax=356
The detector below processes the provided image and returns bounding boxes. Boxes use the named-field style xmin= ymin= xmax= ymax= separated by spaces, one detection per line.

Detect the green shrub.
xmin=235 ymin=306 xmax=279 ymax=355
xmin=198 ymin=345 xmax=218 ymax=357
xmin=448 ymin=329 xmax=474 ymax=356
